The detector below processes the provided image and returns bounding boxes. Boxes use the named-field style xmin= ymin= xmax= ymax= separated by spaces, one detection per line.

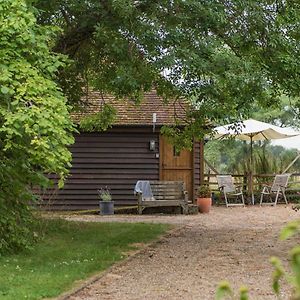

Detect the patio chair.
xmin=216 ymin=175 xmax=245 ymax=207
xmin=260 ymin=174 xmax=290 ymax=206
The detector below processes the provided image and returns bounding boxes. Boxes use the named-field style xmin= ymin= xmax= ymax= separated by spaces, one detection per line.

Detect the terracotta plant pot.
xmin=197 ymin=197 xmax=212 ymax=213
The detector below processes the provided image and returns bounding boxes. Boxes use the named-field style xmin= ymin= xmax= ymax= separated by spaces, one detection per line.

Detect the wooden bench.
xmin=136 ymin=181 xmax=189 ymax=215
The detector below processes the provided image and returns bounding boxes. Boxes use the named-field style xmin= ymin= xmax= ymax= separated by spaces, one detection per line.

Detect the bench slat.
xmin=149 ymin=181 xmax=184 ymax=184
xmin=152 ymin=188 xmax=182 ymax=192
xmin=154 ymin=196 xmax=182 ymax=200
xmin=153 ymin=192 xmax=183 ymax=198
xmin=141 ymin=200 xmax=185 ymax=207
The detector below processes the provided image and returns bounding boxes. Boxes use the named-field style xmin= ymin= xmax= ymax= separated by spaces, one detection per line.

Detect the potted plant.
xmin=98 ymin=187 xmax=114 ymax=215
xmin=196 ymin=185 xmax=212 ymax=213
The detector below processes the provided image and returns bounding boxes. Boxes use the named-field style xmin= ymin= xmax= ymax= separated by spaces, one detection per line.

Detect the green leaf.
xmin=58 ymin=177 xmax=65 ymax=189
xmin=216 ymin=281 xmax=233 ymax=300
xmin=239 ymin=286 xmax=249 ymax=300
xmin=270 ymin=256 xmax=285 ymax=295
xmin=280 ymin=221 xmax=300 ymax=240
xmin=1 ymin=86 xmax=9 ymax=94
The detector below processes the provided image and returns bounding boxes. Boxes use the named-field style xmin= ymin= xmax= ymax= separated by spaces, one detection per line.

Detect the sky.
xmin=272 ymin=135 xmax=300 ymax=150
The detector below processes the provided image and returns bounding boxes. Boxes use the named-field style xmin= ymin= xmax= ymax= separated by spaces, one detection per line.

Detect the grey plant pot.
xmin=99 ymin=201 xmax=114 ymax=215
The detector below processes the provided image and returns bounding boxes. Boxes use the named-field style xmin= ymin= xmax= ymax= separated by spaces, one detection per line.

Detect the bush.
xmin=0 ymin=0 xmax=74 ymax=254
xmin=0 ymin=160 xmax=41 ymax=254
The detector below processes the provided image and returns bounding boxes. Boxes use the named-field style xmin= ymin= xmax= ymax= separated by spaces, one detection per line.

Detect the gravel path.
xmin=61 ymin=205 xmax=299 ymax=300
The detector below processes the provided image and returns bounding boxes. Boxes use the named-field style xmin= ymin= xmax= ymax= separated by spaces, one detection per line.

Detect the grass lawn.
xmin=0 ymin=219 xmax=170 ymax=300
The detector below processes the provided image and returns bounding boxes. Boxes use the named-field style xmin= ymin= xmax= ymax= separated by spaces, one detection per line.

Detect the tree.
xmin=0 ymin=0 xmax=74 ymax=254
xmin=205 ymin=139 xmax=300 ymax=176
xmin=34 ymin=1 xmax=300 ymax=145
xmin=251 ymin=96 xmax=300 ymax=129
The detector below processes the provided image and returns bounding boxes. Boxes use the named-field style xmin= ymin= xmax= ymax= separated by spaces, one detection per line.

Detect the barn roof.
xmin=72 ymin=90 xmax=188 ymax=126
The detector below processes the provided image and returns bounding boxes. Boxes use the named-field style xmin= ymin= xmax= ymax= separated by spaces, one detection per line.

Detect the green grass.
xmin=0 ymin=219 xmax=170 ymax=300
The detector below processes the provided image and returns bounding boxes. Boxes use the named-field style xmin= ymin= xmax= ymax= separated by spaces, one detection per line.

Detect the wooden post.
xmin=283 ymin=152 xmax=300 ymax=173
xmin=199 ymin=140 xmax=205 ymax=185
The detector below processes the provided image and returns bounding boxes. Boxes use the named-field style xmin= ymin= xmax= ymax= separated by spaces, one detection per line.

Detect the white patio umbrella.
xmin=213 ymin=119 xmax=300 ymax=203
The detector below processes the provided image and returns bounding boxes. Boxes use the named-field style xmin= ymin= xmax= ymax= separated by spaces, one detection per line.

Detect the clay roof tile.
xmin=72 ymin=90 xmax=187 ymax=126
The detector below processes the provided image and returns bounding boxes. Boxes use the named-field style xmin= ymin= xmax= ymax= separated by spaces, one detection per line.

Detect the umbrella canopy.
xmin=214 ymin=119 xmax=300 ymax=141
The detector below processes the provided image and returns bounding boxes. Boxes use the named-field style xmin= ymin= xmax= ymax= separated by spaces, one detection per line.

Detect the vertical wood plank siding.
xmin=42 ymin=129 xmax=159 ymax=210
xmin=193 ymin=141 xmax=201 ymax=201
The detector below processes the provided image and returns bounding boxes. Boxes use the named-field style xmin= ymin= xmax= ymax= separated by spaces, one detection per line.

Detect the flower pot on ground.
xmin=98 ymin=187 xmax=114 ymax=215
xmin=99 ymin=201 xmax=114 ymax=215
xmin=196 ymin=185 xmax=212 ymax=213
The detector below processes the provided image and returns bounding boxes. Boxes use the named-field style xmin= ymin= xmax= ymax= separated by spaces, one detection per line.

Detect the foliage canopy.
xmin=0 ymin=0 xmax=74 ymax=254
xmin=34 ymin=0 xmax=300 ymax=142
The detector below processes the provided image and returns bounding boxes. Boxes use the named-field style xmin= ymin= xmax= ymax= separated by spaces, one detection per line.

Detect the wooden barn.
xmin=43 ymin=91 xmax=204 ymax=210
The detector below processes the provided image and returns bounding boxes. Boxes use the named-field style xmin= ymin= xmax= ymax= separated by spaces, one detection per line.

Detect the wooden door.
xmin=160 ymin=136 xmax=193 ymax=200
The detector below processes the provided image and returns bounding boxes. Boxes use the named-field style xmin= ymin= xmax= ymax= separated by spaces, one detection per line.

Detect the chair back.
xmin=271 ymin=174 xmax=290 ymax=192
xmin=216 ymin=175 xmax=236 ymax=193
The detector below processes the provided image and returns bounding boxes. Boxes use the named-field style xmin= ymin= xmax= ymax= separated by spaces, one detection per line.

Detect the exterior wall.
xmin=193 ymin=141 xmax=203 ymax=201
xmin=43 ymin=127 xmax=159 ymax=210
xmin=41 ymin=127 xmax=204 ymax=210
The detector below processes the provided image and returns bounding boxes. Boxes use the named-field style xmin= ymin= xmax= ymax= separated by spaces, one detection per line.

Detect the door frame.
xmin=159 ymin=135 xmax=195 ymax=200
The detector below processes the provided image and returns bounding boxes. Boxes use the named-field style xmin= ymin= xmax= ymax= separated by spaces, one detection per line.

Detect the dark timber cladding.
xmin=193 ymin=141 xmax=201 ymax=197
xmin=44 ymin=128 xmax=159 ymax=210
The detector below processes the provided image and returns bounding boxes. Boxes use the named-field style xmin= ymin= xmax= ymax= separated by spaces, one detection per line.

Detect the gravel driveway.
xmin=60 ymin=205 xmax=299 ymax=300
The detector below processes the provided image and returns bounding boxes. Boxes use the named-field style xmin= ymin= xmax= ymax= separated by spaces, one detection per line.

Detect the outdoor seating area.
xmin=204 ymin=118 xmax=300 ymax=207
xmin=205 ymin=172 xmax=297 ymax=206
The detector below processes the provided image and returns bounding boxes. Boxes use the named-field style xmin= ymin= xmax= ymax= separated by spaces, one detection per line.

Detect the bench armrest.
xmin=137 ymin=192 xmax=143 ymax=205
xmin=183 ymin=190 xmax=189 ymax=203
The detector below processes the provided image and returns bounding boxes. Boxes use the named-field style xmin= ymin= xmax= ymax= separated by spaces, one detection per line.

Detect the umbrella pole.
xmin=250 ymin=136 xmax=254 ymax=205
